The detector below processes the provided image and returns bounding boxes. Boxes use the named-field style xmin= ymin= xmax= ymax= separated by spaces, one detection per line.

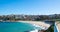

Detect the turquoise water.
xmin=0 ymin=21 xmax=41 ymax=32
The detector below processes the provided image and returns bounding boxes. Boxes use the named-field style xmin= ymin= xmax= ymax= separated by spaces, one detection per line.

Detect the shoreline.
xmin=18 ymin=21 xmax=51 ymax=30
xmin=0 ymin=20 xmax=51 ymax=30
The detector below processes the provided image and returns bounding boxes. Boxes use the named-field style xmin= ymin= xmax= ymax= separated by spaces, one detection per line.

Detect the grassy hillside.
xmin=45 ymin=24 xmax=54 ymax=32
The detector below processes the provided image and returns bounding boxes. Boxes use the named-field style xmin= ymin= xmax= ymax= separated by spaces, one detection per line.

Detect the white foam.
xmin=32 ymin=24 xmax=47 ymax=30
xmin=33 ymin=24 xmax=40 ymax=27
xmin=30 ymin=29 xmax=38 ymax=32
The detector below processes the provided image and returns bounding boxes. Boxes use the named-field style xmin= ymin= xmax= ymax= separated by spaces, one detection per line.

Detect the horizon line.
xmin=0 ymin=14 xmax=60 ymax=15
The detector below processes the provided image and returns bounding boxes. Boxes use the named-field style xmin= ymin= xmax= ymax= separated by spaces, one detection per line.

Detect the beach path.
xmin=56 ymin=21 xmax=60 ymax=32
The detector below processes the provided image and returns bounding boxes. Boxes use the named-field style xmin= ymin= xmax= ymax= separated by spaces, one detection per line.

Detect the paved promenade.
xmin=56 ymin=21 xmax=60 ymax=32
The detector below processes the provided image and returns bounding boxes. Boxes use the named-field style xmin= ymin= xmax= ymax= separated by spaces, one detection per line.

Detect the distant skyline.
xmin=0 ymin=0 xmax=60 ymax=15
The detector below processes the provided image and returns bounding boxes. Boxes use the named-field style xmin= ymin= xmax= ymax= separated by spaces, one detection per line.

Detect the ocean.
xmin=0 ymin=21 xmax=41 ymax=32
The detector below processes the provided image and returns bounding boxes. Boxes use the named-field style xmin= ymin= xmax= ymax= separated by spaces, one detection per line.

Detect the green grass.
xmin=51 ymin=19 xmax=60 ymax=21
xmin=45 ymin=24 xmax=54 ymax=32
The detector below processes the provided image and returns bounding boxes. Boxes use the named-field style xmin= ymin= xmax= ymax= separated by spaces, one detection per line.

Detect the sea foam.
xmin=30 ymin=29 xmax=38 ymax=32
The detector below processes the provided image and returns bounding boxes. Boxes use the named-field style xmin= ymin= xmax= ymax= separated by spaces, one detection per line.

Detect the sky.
xmin=0 ymin=0 xmax=60 ymax=15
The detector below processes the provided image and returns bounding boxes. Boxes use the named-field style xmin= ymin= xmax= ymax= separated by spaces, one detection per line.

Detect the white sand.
xmin=18 ymin=21 xmax=51 ymax=30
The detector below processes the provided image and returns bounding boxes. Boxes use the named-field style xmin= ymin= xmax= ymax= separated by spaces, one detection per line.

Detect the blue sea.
xmin=0 ymin=21 xmax=41 ymax=32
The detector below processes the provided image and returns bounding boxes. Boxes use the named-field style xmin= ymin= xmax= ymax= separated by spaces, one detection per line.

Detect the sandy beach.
xmin=18 ymin=21 xmax=51 ymax=30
